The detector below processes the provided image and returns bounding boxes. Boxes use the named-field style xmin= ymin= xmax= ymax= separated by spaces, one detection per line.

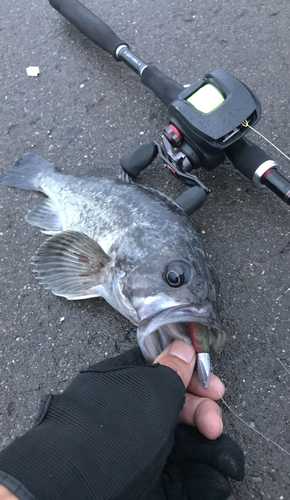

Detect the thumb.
xmin=154 ymin=339 xmax=196 ymax=388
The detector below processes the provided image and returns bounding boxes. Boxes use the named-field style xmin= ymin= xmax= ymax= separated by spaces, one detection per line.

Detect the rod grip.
xmin=225 ymin=138 xmax=270 ymax=181
xmin=225 ymin=138 xmax=290 ymax=205
xmin=262 ymin=170 xmax=290 ymax=205
xmin=49 ymin=0 xmax=127 ymax=58
xmin=140 ymin=65 xmax=184 ymax=107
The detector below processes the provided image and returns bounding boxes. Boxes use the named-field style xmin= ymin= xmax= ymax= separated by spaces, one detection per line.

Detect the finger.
xmin=154 ymin=339 xmax=196 ymax=388
xmin=187 ymin=371 xmax=225 ymax=401
xmin=0 ymin=485 xmax=18 ymax=500
xmin=179 ymin=393 xmax=223 ymax=440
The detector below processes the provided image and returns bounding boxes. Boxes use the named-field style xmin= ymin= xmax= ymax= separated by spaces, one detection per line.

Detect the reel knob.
xmin=120 ymin=142 xmax=158 ymax=178
xmin=175 ymin=185 xmax=207 ymax=215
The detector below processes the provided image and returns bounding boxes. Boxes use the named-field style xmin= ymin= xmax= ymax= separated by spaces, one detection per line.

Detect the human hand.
xmin=155 ymin=339 xmax=225 ymax=439
xmin=0 ymin=341 xmax=243 ymax=500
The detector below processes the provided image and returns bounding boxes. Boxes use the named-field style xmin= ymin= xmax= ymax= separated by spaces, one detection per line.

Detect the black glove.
xmin=0 ymin=348 xmax=244 ymax=500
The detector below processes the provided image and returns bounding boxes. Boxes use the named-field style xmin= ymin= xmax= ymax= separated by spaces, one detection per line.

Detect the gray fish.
xmin=0 ymin=153 xmax=226 ymax=362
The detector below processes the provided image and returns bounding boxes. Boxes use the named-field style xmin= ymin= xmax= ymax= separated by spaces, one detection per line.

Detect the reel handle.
xmin=120 ymin=142 xmax=208 ymax=215
xmin=49 ymin=0 xmax=127 ymax=58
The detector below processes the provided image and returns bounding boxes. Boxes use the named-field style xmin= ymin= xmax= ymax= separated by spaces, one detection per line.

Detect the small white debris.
xmin=59 ymin=316 xmax=65 ymax=323
xmin=26 ymin=66 xmax=40 ymax=77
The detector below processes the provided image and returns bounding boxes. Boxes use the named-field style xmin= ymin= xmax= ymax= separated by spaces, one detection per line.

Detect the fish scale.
xmin=42 ymin=173 xmax=187 ymax=251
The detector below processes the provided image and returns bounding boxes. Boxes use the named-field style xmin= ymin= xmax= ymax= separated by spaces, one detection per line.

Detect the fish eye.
xmin=164 ymin=262 xmax=190 ymax=287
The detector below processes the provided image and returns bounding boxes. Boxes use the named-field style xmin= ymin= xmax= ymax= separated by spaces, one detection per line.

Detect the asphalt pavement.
xmin=0 ymin=0 xmax=290 ymax=498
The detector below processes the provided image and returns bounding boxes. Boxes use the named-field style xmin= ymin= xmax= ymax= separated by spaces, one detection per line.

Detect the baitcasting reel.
xmin=49 ymin=0 xmax=290 ymax=215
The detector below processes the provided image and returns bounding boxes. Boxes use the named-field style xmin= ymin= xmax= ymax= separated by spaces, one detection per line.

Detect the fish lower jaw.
xmin=137 ymin=326 xmax=191 ymax=363
xmin=137 ymin=317 xmax=226 ymax=364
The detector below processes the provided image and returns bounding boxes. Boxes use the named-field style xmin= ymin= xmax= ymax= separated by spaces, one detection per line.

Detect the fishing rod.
xmin=48 ymin=0 xmax=290 ymax=215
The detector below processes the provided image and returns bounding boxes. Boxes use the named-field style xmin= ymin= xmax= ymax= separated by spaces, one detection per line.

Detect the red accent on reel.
xmin=164 ymin=124 xmax=183 ymax=147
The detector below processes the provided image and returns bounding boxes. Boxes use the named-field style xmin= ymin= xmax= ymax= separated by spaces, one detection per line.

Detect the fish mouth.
xmin=137 ymin=304 xmax=226 ymax=363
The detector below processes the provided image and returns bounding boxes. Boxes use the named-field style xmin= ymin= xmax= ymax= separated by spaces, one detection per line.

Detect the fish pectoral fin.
xmin=26 ymin=199 xmax=64 ymax=232
xmin=33 ymin=230 xmax=111 ymax=298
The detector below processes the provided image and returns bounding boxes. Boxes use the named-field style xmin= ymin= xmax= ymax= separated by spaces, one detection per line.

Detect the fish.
xmin=0 ymin=153 xmax=226 ymax=371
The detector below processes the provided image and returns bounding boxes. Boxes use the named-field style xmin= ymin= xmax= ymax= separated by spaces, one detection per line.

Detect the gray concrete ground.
xmin=0 ymin=0 xmax=290 ymax=498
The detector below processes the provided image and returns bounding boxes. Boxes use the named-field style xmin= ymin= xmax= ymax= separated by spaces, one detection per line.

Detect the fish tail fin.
xmin=0 ymin=153 xmax=56 ymax=192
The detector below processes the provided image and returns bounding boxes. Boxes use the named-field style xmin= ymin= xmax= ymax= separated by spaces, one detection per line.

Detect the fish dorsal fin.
xmin=26 ymin=199 xmax=64 ymax=232
xmin=33 ymin=230 xmax=111 ymax=299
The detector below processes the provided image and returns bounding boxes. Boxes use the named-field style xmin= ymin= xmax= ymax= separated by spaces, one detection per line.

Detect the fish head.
xmin=113 ymin=242 xmax=226 ymax=362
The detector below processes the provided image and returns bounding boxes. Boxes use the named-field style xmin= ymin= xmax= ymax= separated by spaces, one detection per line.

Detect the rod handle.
xmin=49 ymin=0 xmax=127 ymax=58
xmin=140 ymin=65 xmax=184 ymax=107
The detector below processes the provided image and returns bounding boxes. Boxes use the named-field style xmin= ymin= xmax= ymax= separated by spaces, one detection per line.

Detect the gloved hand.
xmin=0 ymin=343 xmax=244 ymax=500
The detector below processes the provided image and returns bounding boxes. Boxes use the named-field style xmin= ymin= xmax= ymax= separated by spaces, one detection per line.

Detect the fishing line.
xmin=277 ymin=358 xmax=290 ymax=376
xmin=219 ymin=392 xmax=290 ymax=457
xmin=242 ymin=120 xmax=290 ymax=162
